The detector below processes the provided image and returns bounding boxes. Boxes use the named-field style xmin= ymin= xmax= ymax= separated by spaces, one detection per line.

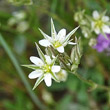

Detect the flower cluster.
xmin=92 ymin=11 xmax=110 ymax=35
xmin=39 ymin=19 xmax=78 ymax=53
xmin=8 ymin=11 xmax=29 ymax=33
xmin=74 ymin=10 xmax=110 ymax=53
xmin=23 ymin=18 xmax=81 ymax=89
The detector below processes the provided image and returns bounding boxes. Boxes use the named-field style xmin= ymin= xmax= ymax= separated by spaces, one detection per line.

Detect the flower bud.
xmin=89 ymin=38 xmax=97 ymax=47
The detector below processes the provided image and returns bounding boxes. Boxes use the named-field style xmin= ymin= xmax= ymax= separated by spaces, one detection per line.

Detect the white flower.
xmin=56 ymin=69 xmax=68 ymax=82
xmin=39 ymin=18 xmax=79 ymax=53
xmin=23 ymin=43 xmax=61 ymax=90
xmin=92 ymin=10 xmax=110 ymax=34
xmin=17 ymin=21 xmax=29 ymax=32
xmin=13 ymin=11 xmax=26 ymax=20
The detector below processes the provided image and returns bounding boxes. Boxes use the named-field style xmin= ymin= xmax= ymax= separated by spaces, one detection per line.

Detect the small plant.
xmin=23 ymin=18 xmax=81 ymax=90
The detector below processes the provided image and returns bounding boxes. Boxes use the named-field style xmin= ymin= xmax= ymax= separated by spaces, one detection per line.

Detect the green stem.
xmin=71 ymin=72 xmax=110 ymax=91
xmin=0 ymin=34 xmax=47 ymax=110
xmin=49 ymin=46 xmax=70 ymax=70
xmin=108 ymin=91 xmax=110 ymax=106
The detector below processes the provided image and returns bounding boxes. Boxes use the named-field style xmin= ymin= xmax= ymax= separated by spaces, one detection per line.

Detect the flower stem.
xmin=0 ymin=34 xmax=47 ymax=110
xmin=49 ymin=46 xmax=70 ymax=70
xmin=70 ymin=72 xmax=110 ymax=91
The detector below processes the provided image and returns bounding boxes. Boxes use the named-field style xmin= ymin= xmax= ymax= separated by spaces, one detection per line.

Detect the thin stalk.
xmin=108 ymin=91 xmax=110 ymax=106
xmin=0 ymin=34 xmax=47 ymax=110
xmin=49 ymin=46 xmax=70 ymax=70
xmin=70 ymin=72 xmax=110 ymax=91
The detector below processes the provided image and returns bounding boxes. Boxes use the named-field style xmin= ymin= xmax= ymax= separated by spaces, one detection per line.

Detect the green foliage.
xmin=0 ymin=0 xmax=110 ymax=110
xmin=55 ymin=94 xmax=72 ymax=110
xmin=3 ymin=89 xmax=34 ymax=110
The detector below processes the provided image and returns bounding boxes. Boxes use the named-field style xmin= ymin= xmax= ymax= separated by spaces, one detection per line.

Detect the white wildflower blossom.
xmin=91 ymin=10 xmax=110 ymax=34
xmin=23 ymin=43 xmax=61 ymax=90
xmin=39 ymin=18 xmax=79 ymax=53
xmin=57 ymin=70 xmax=68 ymax=82
xmin=17 ymin=21 xmax=29 ymax=32
xmin=13 ymin=11 xmax=26 ymax=20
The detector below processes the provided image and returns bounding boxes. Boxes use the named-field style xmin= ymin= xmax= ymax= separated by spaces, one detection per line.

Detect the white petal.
xmin=57 ymin=46 xmax=64 ymax=53
xmin=44 ymin=74 xmax=52 ymax=87
xmin=57 ymin=29 xmax=66 ymax=41
xmin=94 ymin=28 xmax=100 ymax=34
xmin=39 ymin=39 xmax=51 ymax=47
xmin=93 ymin=10 xmax=100 ymax=20
xmin=28 ymin=70 xmax=43 ymax=79
xmin=102 ymin=25 xmax=110 ymax=33
xmin=68 ymin=42 xmax=77 ymax=45
xmin=45 ymin=55 xmax=52 ymax=64
xmin=102 ymin=16 xmax=109 ymax=22
xmin=52 ymin=65 xmax=61 ymax=73
xmin=52 ymin=55 xmax=55 ymax=58
xmin=30 ymin=56 xmax=44 ymax=66
xmin=91 ymin=22 xmax=95 ymax=28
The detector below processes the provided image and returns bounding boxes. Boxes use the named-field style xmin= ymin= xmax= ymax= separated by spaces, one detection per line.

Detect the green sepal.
xmin=45 ymin=47 xmax=52 ymax=57
xmin=22 ymin=64 xmax=41 ymax=70
xmin=51 ymin=56 xmax=58 ymax=66
xmin=70 ymin=37 xmax=82 ymax=72
xmin=38 ymin=28 xmax=51 ymax=41
xmin=35 ymin=42 xmax=46 ymax=62
xmin=62 ymin=26 xmax=79 ymax=44
xmin=51 ymin=18 xmax=57 ymax=39
xmin=101 ymin=10 xmax=107 ymax=18
xmin=101 ymin=30 xmax=108 ymax=40
xmin=32 ymin=75 xmax=44 ymax=90
xmin=51 ymin=72 xmax=60 ymax=82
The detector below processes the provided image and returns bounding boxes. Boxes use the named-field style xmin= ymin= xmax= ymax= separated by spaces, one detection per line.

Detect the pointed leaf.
xmin=22 ymin=64 xmax=41 ymax=70
xmin=63 ymin=26 xmax=79 ymax=44
xmin=32 ymin=75 xmax=44 ymax=90
xmin=35 ymin=43 xmax=46 ymax=62
xmin=51 ymin=18 xmax=57 ymax=39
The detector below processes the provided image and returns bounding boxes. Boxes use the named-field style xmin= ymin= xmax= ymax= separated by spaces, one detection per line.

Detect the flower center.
xmin=43 ymin=64 xmax=51 ymax=73
xmin=95 ymin=20 xmax=103 ymax=28
xmin=53 ymin=41 xmax=62 ymax=48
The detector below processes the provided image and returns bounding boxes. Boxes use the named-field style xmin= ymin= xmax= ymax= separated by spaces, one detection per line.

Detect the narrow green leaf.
xmin=35 ymin=43 xmax=46 ymax=62
xmin=0 ymin=34 xmax=46 ymax=110
xmin=22 ymin=65 xmax=41 ymax=70
xmin=51 ymin=18 xmax=57 ymax=39
xmin=32 ymin=75 xmax=44 ymax=90
xmin=63 ymin=26 xmax=79 ymax=44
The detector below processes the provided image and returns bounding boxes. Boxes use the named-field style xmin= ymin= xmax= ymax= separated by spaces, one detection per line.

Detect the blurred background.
xmin=0 ymin=0 xmax=110 ymax=110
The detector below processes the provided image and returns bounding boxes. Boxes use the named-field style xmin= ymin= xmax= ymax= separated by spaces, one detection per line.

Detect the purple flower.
xmin=94 ymin=34 xmax=110 ymax=52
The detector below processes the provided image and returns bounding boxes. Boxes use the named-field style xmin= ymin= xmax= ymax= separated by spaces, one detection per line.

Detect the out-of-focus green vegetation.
xmin=0 ymin=0 xmax=110 ymax=110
